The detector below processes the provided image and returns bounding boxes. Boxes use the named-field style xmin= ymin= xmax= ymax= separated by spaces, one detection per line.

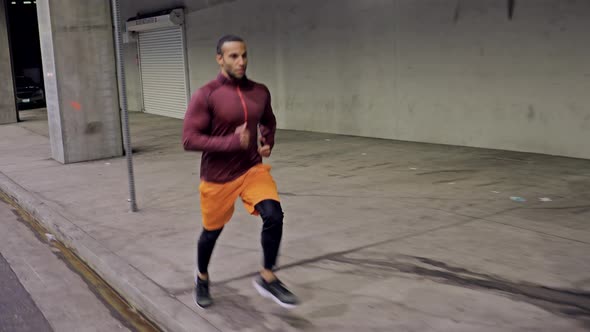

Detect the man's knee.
xmin=255 ymin=200 xmax=283 ymax=228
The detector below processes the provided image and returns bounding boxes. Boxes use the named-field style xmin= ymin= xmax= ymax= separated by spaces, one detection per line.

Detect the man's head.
xmin=216 ymin=35 xmax=247 ymax=80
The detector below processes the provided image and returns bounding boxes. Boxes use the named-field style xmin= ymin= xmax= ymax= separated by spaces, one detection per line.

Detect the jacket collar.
xmin=216 ymin=72 xmax=252 ymax=87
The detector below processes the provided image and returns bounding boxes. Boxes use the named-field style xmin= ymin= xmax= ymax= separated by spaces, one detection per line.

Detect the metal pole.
xmin=111 ymin=0 xmax=138 ymax=212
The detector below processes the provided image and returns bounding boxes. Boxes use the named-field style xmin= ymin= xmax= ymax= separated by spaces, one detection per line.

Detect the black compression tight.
xmin=256 ymin=199 xmax=284 ymax=270
xmin=197 ymin=227 xmax=223 ymax=275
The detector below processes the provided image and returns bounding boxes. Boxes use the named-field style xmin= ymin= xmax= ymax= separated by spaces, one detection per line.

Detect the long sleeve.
xmin=259 ymin=87 xmax=277 ymax=149
xmin=182 ymin=88 xmax=242 ymax=152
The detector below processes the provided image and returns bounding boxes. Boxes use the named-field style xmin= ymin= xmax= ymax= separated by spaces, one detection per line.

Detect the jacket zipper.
xmin=236 ymin=86 xmax=248 ymax=122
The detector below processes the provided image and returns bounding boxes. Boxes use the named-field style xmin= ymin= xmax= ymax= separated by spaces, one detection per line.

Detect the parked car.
xmin=15 ymin=76 xmax=45 ymax=110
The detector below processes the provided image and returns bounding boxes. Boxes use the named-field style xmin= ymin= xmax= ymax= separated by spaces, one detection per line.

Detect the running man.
xmin=182 ymin=35 xmax=298 ymax=309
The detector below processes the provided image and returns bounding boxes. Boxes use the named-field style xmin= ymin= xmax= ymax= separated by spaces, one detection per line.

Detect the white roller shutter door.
xmin=138 ymin=27 xmax=189 ymax=119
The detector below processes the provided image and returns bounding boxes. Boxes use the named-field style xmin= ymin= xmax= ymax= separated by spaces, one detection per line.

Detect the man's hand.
xmin=258 ymin=136 xmax=271 ymax=158
xmin=235 ymin=122 xmax=250 ymax=149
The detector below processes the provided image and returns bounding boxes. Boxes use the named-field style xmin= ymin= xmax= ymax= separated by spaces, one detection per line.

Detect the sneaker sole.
xmin=252 ymin=279 xmax=297 ymax=309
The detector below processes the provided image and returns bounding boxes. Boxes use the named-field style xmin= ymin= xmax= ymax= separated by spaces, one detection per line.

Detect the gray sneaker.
xmin=253 ymin=276 xmax=299 ymax=308
xmin=194 ymin=277 xmax=213 ymax=308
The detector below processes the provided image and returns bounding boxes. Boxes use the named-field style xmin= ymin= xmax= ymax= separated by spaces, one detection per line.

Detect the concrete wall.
xmin=0 ymin=0 xmax=17 ymax=125
xmin=37 ymin=0 xmax=122 ymax=163
xmin=122 ymin=0 xmax=590 ymax=159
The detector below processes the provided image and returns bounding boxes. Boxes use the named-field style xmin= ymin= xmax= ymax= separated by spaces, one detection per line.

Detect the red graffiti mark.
xmin=70 ymin=101 xmax=81 ymax=111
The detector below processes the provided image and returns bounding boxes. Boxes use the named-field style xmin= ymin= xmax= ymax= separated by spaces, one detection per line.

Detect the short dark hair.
xmin=216 ymin=34 xmax=245 ymax=55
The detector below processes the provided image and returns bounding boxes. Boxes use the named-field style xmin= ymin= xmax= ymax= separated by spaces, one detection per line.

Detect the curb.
xmin=0 ymin=172 xmax=219 ymax=332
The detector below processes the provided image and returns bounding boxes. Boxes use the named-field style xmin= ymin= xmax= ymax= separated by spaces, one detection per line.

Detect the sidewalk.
xmin=1 ymin=109 xmax=589 ymax=331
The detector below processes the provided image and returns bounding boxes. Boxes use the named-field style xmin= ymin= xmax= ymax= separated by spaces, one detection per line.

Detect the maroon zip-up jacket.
xmin=182 ymin=73 xmax=277 ymax=183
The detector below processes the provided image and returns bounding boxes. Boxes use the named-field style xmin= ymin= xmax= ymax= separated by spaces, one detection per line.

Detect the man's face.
xmin=217 ymin=41 xmax=248 ymax=80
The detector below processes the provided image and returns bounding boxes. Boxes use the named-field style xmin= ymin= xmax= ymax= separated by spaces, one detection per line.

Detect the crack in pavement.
xmin=327 ymin=254 xmax=590 ymax=324
xmin=416 ymin=169 xmax=478 ymax=176
xmin=212 ymin=219 xmax=478 ymax=287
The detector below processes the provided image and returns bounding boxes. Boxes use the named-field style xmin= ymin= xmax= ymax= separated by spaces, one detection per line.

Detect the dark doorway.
xmin=6 ymin=0 xmax=45 ymax=112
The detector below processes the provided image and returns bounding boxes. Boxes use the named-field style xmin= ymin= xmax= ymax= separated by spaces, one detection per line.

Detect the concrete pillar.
xmin=37 ymin=0 xmax=122 ymax=163
xmin=0 ymin=0 xmax=17 ymax=125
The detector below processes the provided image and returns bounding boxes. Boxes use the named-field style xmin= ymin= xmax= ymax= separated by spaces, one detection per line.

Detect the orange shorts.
xmin=199 ymin=164 xmax=280 ymax=230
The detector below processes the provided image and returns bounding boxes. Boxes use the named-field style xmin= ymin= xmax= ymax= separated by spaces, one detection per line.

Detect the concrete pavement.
xmin=1 ymin=109 xmax=589 ymax=331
